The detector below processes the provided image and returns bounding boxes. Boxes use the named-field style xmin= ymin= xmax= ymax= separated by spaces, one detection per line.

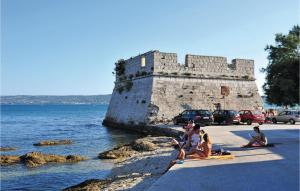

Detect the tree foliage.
xmin=262 ymin=25 xmax=300 ymax=106
xmin=114 ymin=59 xmax=126 ymax=76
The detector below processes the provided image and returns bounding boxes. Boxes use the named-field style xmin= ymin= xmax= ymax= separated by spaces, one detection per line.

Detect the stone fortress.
xmin=103 ymin=50 xmax=263 ymax=126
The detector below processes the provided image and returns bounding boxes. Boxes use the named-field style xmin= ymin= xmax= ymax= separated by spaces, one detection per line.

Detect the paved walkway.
xmin=147 ymin=124 xmax=300 ymax=191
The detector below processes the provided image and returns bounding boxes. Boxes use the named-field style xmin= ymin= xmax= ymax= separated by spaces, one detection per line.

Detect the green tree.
xmin=262 ymin=25 xmax=300 ymax=107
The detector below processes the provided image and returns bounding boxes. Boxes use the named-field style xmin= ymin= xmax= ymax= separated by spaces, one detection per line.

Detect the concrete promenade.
xmin=147 ymin=124 xmax=300 ymax=191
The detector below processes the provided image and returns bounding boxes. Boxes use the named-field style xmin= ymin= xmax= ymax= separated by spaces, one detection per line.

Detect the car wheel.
xmin=289 ymin=119 xmax=295 ymax=125
xmin=272 ymin=118 xmax=277 ymax=124
xmin=246 ymin=119 xmax=252 ymax=125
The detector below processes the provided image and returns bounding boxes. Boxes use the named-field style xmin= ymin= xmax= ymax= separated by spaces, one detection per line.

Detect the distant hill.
xmin=0 ymin=95 xmax=111 ymax=105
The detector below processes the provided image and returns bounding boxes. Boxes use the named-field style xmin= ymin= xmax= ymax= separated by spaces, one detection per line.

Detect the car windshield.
xmin=229 ymin=110 xmax=237 ymax=115
xmin=198 ymin=110 xmax=210 ymax=115
xmin=253 ymin=110 xmax=262 ymax=115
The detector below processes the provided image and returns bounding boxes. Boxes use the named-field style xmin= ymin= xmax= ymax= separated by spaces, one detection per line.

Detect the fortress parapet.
xmin=116 ymin=51 xmax=255 ymax=83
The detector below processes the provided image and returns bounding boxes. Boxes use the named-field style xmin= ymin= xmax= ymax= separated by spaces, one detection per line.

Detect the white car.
xmin=272 ymin=110 xmax=300 ymax=124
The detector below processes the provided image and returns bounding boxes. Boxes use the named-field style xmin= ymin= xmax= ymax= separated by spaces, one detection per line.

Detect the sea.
xmin=0 ymin=104 xmax=141 ymax=191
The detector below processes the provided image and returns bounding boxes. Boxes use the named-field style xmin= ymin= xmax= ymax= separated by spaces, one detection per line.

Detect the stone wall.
xmin=153 ymin=51 xmax=254 ymax=79
xmin=150 ymin=76 xmax=262 ymax=121
xmin=105 ymin=77 xmax=153 ymax=124
xmin=115 ymin=51 xmax=255 ymax=83
xmin=104 ymin=51 xmax=263 ymax=126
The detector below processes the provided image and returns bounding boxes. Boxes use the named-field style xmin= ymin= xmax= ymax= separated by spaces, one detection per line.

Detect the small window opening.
xmin=141 ymin=56 xmax=146 ymax=67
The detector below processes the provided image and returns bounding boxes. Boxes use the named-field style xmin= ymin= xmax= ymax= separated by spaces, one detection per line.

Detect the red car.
xmin=239 ymin=110 xmax=265 ymax=125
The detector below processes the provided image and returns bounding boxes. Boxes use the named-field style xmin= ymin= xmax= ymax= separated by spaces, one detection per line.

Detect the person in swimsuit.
xmin=184 ymin=124 xmax=201 ymax=151
xmin=187 ymin=133 xmax=212 ymax=159
xmin=243 ymin=126 xmax=267 ymax=147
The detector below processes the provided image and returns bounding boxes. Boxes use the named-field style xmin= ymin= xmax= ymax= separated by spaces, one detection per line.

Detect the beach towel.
xmin=207 ymin=155 xmax=235 ymax=160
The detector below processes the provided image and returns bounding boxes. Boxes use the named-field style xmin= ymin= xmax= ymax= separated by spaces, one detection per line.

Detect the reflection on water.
xmin=0 ymin=105 xmax=141 ymax=190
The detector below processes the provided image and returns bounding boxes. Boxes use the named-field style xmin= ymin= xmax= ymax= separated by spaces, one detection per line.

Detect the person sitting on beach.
xmin=184 ymin=124 xmax=201 ymax=150
xmin=243 ymin=126 xmax=267 ymax=147
xmin=180 ymin=120 xmax=195 ymax=141
xmin=183 ymin=120 xmax=195 ymax=131
xmin=186 ymin=133 xmax=212 ymax=159
xmin=165 ymin=139 xmax=186 ymax=173
xmin=199 ymin=129 xmax=209 ymax=143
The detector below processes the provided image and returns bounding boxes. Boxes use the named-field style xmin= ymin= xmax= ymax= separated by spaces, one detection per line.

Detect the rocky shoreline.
xmin=64 ymin=136 xmax=177 ymax=191
xmin=0 ymin=152 xmax=86 ymax=167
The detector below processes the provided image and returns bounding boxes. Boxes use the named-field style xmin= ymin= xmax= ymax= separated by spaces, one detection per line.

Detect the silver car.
xmin=272 ymin=110 xmax=300 ymax=124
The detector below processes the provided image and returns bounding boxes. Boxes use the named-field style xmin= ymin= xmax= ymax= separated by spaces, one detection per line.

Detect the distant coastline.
xmin=0 ymin=95 xmax=111 ymax=105
xmin=0 ymin=95 xmax=292 ymax=110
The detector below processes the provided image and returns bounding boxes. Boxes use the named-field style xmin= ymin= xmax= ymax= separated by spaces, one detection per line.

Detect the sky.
xmin=1 ymin=0 xmax=299 ymax=95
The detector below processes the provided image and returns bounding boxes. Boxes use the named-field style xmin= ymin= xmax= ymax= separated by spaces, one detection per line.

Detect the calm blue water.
xmin=0 ymin=105 xmax=141 ymax=191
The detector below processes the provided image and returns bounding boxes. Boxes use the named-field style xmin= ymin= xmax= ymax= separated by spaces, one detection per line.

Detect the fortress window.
xmin=141 ymin=56 xmax=146 ymax=67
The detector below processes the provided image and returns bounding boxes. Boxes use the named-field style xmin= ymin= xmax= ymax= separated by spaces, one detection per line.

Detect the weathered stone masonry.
xmin=104 ymin=50 xmax=263 ymax=126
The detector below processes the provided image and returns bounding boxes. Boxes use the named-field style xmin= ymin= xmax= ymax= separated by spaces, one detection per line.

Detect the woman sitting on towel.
xmin=244 ymin=126 xmax=267 ymax=147
xmin=187 ymin=133 xmax=212 ymax=159
xmin=184 ymin=124 xmax=201 ymax=151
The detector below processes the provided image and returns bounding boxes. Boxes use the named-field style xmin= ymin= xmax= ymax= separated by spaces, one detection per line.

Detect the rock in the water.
xmin=1 ymin=152 xmax=86 ymax=167
xmin=66 ymin=155 xmax=86 ymax=162
xmin=98 ymin=137 xmax=159 ymax=160
xmin=63 ymin=179 xmax=112 ymax=191
xmin=20 ymin=152 xmax=86 ymax=167
xmin=0 ymin=155 xmax=21 ymax=166
xmin=0 ymin=147 xmax=17 ymax=152
xmin=33 ymin=140 xmax=72 ymax=146
xmin=131 ymin=140 xmax=157 ymax=151
xmin=98 ymin=145 xmax=137 ymax=159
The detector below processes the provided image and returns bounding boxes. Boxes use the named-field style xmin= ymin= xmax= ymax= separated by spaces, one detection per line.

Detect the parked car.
xmin=213 ymin=110 xmax=241 ymax=125
xmin=173 ymin=110 xmax=213 ymax=126
xmin=272 ymin=110 xmax=300 ymax=124
xmin=239 ymin=110 xmax=265 ymax=125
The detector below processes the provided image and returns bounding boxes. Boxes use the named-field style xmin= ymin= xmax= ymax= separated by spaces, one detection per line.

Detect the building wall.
xmin=105 ymin=76 xmax=153 ymax=124
xmin=153 ymin=51 xmax=254 ymax=79
xmin=150 ymin=76 xmax=263 ymax=121
xmin=105 ymin=51 xmax=262 ymax=125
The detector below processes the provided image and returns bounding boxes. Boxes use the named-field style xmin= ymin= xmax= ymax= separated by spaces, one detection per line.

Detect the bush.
xmin=114 ymin=59 xmax=126 ymax=76
xmin=135 ymin=71 xmax=141 ymax=77
xmin=116 ymin=86 xmax=124 ymax=94
xmin=124 ymin=81 xmax=133 ymax=91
